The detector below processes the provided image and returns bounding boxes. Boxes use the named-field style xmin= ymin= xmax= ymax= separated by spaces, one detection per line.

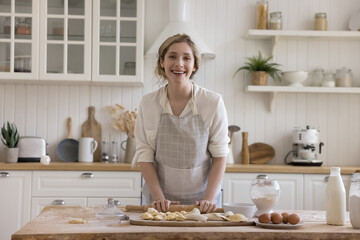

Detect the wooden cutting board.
xmin=249 ymin=143 xmax=275 ymax=164
xmin=125 ymin=204 xmax=224 ymax=213
xmin=129 ymin=215 xmax=255 ymax=227
xmin=81 ymin=106 xmax=101 ymax=162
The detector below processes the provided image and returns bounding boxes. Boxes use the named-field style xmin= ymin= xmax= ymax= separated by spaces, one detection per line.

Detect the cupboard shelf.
xmin=246 ymin=29 xmax=360 ymax=56
xmin=247 ymin=85 xmax=360 ymax=112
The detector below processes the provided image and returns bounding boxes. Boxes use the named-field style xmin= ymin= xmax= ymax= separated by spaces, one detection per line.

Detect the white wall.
xmin=1 ymin=0 xmax=360 ymax=166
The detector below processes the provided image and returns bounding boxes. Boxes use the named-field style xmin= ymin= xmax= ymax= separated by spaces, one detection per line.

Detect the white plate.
xmin=349 ymin=11 xmax=360 ymax=31
xmin=255 ymin=221 xmax=304 ymax=229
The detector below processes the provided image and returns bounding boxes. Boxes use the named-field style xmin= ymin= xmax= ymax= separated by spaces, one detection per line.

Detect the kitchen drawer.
xmin=87 ymin=197 xmax=141 ymax=207
xmin=32 ymin=171 xmax=141 ymax=197
xmin=31 ymin=197 xmax=86 ymax=219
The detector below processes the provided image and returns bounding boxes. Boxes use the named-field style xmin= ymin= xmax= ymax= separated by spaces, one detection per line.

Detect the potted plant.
xmin=1 ymin=121 xmax=20 ymax=163
xmin=233 ymin=51 xmax=282 ymax=85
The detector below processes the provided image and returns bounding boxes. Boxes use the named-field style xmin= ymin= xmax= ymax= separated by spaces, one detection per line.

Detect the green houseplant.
xmin=233 ymin=51 xmax=282 ymax=85
xmin=1 ymin=121 xmax=20 ymax=163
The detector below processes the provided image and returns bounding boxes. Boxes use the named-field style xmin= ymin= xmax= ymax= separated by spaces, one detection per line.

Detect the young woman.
xmin=132 ymin=34 xmax=229 ymax=213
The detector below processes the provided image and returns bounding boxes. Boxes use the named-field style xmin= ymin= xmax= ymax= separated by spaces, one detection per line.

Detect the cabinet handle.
xmin=52 ymin=200 xmax=65 ymax=205
xmin=0 ymin=172 xmax=10 ymax=177
xmin=324 ymin=176 xmax=329 ymax=182
xmin=81 ymin=173 xmax=94 ymax=178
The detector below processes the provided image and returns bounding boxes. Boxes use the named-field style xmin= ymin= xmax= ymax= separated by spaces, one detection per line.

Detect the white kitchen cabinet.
xmin=0 ymin=0 xmax=39 ymax=80
xmin=304 ymin=173 xmax=351 ymax=211
xmin=92 ymin=0 xmax=144 ymax=84
xmin=0 ymin=0 xmax=144 ymax=85
xmin=0 ymin=171 xmax=31 ymax=240
xmin=223 ymin=173 xmax=303 ymax=211
xmin=31 ymin=171 xmax=141 ymax=218
xmin=39 ymin=0 xmax=92 ymax=81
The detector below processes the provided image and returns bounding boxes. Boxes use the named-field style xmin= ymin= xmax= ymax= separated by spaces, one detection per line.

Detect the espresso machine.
xmin=285 ymin=126 xmax=324 ymax=166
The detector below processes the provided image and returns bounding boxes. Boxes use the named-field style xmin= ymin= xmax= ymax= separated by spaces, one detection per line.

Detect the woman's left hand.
xmin=194 ymin=200 xmax=217 ymax=213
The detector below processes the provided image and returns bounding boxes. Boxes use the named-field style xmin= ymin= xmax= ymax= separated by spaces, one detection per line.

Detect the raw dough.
xmin=227 ymin=214 xmax=248 ymax=223
xmin=68 ymin=218 xmax=87 ymax=224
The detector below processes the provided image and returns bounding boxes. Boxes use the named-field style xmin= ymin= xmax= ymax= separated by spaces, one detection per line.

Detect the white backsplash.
xmin=1 ymin=0 xmax=360 ymax=166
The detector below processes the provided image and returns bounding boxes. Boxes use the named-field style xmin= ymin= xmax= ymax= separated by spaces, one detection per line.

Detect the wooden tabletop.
xmin=12 ymin=206 xmax=360 ymax=240
xmin=1 ymin=162 xmax=360 ymax=174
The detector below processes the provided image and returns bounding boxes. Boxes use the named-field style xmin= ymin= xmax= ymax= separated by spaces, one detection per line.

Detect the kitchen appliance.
xmin=145 ymin=0 xmax=215 ymax=58
xmin=18 ymin=136 xmax=47 ymax=162
xmin=285 ymin=125 xmax=324 ymax=166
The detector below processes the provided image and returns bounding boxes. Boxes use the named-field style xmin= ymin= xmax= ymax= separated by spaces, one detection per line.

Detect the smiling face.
xmin=160 ymin=42 xmax=196 ymax=85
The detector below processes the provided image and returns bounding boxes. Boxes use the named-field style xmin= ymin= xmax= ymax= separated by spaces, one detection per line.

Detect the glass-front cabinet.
xmin=0 ymin=0 xmax=143 ymax=84
xmin=92 ymin=0 xmax=143 ymax=84
xmin=39 ymin=0 xmax=92 ymax=81
xmin=0 ymin=0 xmax=39 ymax=80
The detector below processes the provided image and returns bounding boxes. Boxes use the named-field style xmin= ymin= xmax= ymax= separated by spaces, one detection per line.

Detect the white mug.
xmin=79 ymin=137 xmax=98 ymax=163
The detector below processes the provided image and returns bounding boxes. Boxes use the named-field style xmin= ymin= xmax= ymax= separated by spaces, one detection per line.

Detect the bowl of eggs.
xmin=222 ymin=203 xmax=256 ymax=218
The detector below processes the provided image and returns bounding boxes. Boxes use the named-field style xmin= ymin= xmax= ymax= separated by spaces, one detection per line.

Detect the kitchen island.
xmin=12 ymin=206 xmax=360 ymax=240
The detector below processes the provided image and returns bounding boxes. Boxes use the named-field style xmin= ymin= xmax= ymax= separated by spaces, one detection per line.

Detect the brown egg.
xmin=281 ymin=212 xmax=289 ymax=223
xmin=271 ymin=212 xmax=283 ymax=224
xmin=288 ymin=213 xmax=300 ymax=225
xmin=258 ymin=213 xmax=271 ymax=223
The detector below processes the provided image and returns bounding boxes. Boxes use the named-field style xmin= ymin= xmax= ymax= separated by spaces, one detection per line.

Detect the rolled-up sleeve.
xmin=131 ymin=99 xmax=155 ymax=168
xmin=208 ymin=96 xmax=230 ymax=157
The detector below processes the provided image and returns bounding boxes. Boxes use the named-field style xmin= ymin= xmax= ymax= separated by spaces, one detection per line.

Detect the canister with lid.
xmin=349 ymin=173 xmax=360 ymax=229
xmin=311 ymin=68 xmax=324 ymax=86
xmin=321 ymin=72 xmax=335 ymax=87
xmin=314 ymin=13 xmax=327 ymax=31
xmin=335 ymin=67 xmax=352 ymax=87
xmin=269 ymin=12 xmax=283 ymax=30
xmin=256 ymin=0 xmax=269 ymax=29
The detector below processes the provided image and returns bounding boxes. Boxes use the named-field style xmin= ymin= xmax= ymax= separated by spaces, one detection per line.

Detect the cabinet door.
xmin=92 ymin=0 xmax=144 ymax=84
xmin=304 ymin=174 xmax=351 ymax=211
xmin=0 ymin=0 xmax=39 ymax=80
xmin=0 ymin=171 xmax=31 ymax=240
xmin=32 ymin=171 xmax=141 ymax=197
xmin=223 ymin=173 xmax=303 ymax=210
xmin=39 ymin=0 xmax=91 ymax=81
xmin=31 ymin=197 xmax=86 ymax=219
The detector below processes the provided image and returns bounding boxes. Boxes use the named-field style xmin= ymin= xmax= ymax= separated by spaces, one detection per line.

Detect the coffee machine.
xmin=286 ymin=126 xmax=324 ymax=166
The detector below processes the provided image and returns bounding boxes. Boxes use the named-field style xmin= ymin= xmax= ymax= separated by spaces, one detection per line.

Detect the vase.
xmin=121 ymin=137 xmax=136 ymax=163
xmin=251 ymin=71 xmax=269 ymax=85
xmin=4 ymin=147 xmax=19 ymax=163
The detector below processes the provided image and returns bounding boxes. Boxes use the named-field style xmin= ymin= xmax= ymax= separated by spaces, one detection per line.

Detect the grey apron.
xmin=142 ymin=108 xmax=221 ymax=206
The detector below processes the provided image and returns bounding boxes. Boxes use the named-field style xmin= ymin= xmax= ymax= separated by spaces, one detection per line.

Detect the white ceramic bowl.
xmin=281 ymin=71 xmax=308 ymax=87
xmin=222 ymin=203 xmax=256 ymax=218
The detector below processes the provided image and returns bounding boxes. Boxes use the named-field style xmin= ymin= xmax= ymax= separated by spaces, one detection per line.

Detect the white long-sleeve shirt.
xmin=132 ymin=82 xmax=229 ymax=167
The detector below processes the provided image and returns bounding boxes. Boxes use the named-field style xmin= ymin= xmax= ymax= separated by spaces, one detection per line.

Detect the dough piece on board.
xmin=68 ymin=218 xmax=87 ymax=224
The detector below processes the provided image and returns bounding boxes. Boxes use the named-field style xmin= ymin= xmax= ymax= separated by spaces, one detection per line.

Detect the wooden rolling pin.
xmin=125 ymin=204 xmax=224 ymax=213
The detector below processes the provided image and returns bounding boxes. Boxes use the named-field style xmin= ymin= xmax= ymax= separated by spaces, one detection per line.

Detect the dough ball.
xmin=281 ymin=212 xmax=289 ymax=223
xmin=142 ymin=212 xmax=153 ymax=220
xmin=227 ymin=214 xmax=248 ymax=223
xmin=288 ymin=214 xmax=300 ymax=225
xmin=258 ymin=213 xmax=271 ymax=224
xmin=153 ymin=214 xmax=163 ymax=221
xmin=271 ymin=213 xmax=283 ymax=224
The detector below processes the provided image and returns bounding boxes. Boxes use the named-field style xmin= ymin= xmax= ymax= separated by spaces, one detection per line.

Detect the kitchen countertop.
xmin=12 ymin=206 xmax=360 ymax=240
xmin=1 ymin=162 xmax=360 ymax=174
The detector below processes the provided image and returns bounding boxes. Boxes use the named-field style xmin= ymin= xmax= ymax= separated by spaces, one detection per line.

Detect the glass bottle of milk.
xmin=326 ymin=167 xmax=346 ymax=225
xmin=349 ymin=173 xmax=360 ymax=229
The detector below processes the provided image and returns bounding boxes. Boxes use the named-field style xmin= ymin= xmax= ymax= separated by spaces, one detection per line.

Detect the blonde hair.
xmin=154 ymin=34 xmax=201 ymax=83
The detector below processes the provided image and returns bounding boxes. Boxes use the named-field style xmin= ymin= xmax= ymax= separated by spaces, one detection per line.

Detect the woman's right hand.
xmin=151 ymin=199 xmax=180 ymax=212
